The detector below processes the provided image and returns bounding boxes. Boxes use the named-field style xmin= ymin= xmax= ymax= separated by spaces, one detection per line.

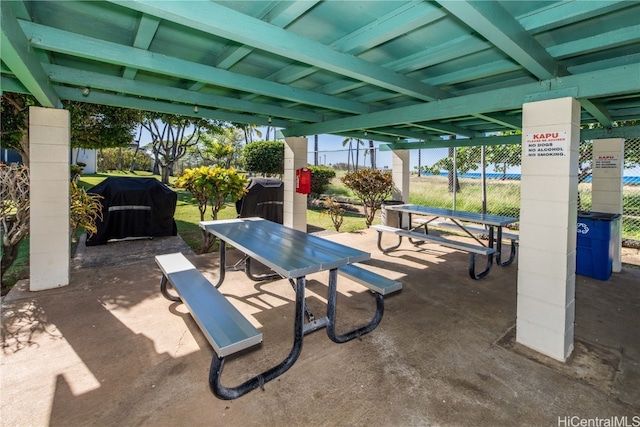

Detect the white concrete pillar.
xmin=283 ymin=137 xmax=308 ymax=232
xmin=29 ymin=107 xmax=70 ymax=291
xmin=591 ymin=138 xmax=624 ymax=273
xmin=391 ymin=149 xmax=410 ymax=202
xmin=516 ymin=97 xmax=580 ymax=361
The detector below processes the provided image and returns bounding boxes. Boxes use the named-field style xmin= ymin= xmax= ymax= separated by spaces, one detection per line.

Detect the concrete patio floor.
xmin=2 ymin=229 xmax=639 ymax=427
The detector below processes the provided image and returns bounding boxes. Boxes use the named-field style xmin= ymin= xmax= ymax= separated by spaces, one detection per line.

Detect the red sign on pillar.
xmin=296 ymin=168 xmax=311 ymax=194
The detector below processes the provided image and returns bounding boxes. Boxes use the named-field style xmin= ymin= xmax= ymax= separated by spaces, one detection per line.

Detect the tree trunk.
xmin=447 ymin=146 xmax=460 ymax=193
xmin=369 ymin=140 xmax=375 ymax=168
xmin=314 ymin=135 xmax=319 ymax=166
xmin=17 ymin=133 xmax=30 ymax=167
xmin=161 ymin=163 xmax=171 ymax=184
xmin=0 ymin=243 xmax=20 ymax=283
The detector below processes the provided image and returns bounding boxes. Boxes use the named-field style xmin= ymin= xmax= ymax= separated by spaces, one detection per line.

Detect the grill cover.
xmin=235 ymin=178 xmax=283 ymax=224
xmin=86 ymin=177 xmax=177 ymax=246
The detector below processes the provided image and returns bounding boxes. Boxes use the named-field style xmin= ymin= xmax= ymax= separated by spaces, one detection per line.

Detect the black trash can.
xmin=381 ymin=200 xmax=405 ymax=228
xmin=576 ymin=211 xmax=621 ymax=280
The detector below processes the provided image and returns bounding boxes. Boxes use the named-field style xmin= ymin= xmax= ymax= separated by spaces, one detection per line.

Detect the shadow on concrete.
xmin=2 ymin=229 xmax=639 ymax=426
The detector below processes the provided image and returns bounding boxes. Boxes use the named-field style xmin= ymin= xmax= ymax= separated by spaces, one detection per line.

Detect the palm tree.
xmin=342 ymin=137 xmax=354 ymax=171
xmin=343 ymin=137 xmax=365 ymax=171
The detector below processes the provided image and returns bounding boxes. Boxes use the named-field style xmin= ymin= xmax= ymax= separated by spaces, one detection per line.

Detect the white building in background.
xmin=71 ymin=148 xmax=98 ymax=174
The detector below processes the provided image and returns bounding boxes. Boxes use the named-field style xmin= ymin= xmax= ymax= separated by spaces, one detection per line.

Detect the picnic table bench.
xmin=156 ymin=218 xmax=402 ymax=400
xmin=371 ymin=224 xmax=496 ymax=279
xmin=374 ymin=204 xmax=519 ymax=279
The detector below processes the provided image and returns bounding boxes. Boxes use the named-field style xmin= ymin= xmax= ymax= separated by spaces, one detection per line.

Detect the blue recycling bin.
xmin=576 ymin=211 xmax=621 ymax=280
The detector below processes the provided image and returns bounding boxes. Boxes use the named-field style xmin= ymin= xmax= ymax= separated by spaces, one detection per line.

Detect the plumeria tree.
xmin=0 ymin=164 xmax=30 ymax=280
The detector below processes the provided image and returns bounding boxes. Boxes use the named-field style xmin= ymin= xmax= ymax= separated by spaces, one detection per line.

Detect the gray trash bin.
xmin=381 ymin=200 xmax=404 ymax=228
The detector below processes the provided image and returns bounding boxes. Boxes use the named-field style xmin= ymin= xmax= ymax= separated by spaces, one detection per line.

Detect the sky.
xmin=137 ymin=124 xmax=482 ymax=172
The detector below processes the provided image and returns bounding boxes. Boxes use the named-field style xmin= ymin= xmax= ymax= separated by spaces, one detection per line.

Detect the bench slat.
xmin=156 ymin=253 xmax=262 ymax=358
xmin=372 ymin=224 xmax=494 ymax=256
xmin=416 ymin=219 xmax=519 ymax=242
xmin=338 ymin=264 xmax=402 ymax=295
xmin=397 ymin=230 xmax=495 ymax=255
xmin=370 ymin=224 xmax=404 ymax=234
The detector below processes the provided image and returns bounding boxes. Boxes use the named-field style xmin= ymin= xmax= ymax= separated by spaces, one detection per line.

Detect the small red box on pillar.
xmin=296 ymin=167 xmax=311 ymax=194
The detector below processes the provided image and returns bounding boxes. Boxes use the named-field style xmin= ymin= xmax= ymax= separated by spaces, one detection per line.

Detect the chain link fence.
xmin=409 ymin=140 xmax=640 ymax=243
xmin=310 ymin=140 xmax=640 ymax=243
xmin=577 ymin=137 xmax=640 ymax=243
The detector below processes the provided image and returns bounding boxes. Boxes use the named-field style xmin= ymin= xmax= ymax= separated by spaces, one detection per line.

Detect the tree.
xmin=486 ymin=144 xmax=521 ymax=180
xmin=175 ymin=166 xmax=248 ymax=253
xmin=342 ymin=137 xmax=365 ymax=171
xmin=66 ymin=101 xmax=140 ymax=150
xmin=341 ymin=168 xmax=393 ymax=227
xmin=425 ymin=146 xmax=481 ymax=192
xmin=234 ymin=123 xmax=262 ymax=144
xmin=1 ymin=94 xmax=140 ymax=166
xmin=0 ymin=93 xmax=36 ymax=165
xmin=140 ymin=112 xmax=224 ymax=184
xmin=197 ymin=127 xmax=244 ymax=168
xmin=243 ymin=141 xmax=284 ymax=175
xmin=0 ymin=164 xmax=30 ymax=281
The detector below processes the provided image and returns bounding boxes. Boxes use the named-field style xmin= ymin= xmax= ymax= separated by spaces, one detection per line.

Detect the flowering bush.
xmin=341 ymin=168 xmax=392 ymax=227
xmin=175 ymin=166 xmax=247 ymax=253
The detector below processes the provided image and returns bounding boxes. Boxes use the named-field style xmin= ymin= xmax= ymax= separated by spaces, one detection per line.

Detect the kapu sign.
xmin=525 ymin=131 xmax=568 ymax=157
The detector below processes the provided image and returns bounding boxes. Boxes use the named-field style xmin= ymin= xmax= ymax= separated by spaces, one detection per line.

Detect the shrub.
xmin=70 ymin=182 xmax=103 ymax=239
xmin=341 ymin=168 xmax=393 ymax=227
xmin=243 ymin=141 xmax=284 ymax=175
xmin=175 ymin=166 xmax=248 ymax=253
xmin=323 ymin=198 xmax=344 ymax=232
xmin=308 ymin=165 xmax=336 ymax=196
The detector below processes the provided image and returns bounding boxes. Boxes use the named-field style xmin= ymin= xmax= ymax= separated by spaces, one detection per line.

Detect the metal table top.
xmin=384 ymin=204 xmax=518 ymax=227
xmin=200 ymin=218 xmax=370 ymax=278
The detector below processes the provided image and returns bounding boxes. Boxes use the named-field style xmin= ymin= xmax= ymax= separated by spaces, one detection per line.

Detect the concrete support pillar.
xmin=391 ymin=149 xmax=410 ymax=202
xmin=29 ymin=107 xmax=70 ymax=291
xmin=591 ymin=138 xmax=624 ymax=273
xmin=516 ymin=97 xmax=580 ymax=361
xmin=283 ymin=137 xmax=308 ymax=232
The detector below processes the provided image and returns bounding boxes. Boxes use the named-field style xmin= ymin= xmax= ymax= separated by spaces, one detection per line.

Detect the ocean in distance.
xmin=423 ymin=171 xmax=640 ymax=185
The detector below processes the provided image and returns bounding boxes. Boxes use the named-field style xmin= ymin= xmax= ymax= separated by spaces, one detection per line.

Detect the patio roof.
xmin=2 ymin=1 xmax=640 ymax=146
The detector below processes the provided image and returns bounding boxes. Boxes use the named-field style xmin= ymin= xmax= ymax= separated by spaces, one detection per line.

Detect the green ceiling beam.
xmin=580 ymin=99 xmax=613 ymax=128
xmin=334 ymin=1 xmax=445 ymax=55
xmin=19 ymin=20 xmax=369 ymax=114
xmin=379 ymin=125 xmax=640 ymax=151
xmin=109 ymin=0 xmax=452 ymax=102
xmin=122 ymin=13 xmax=160 ymax=79
xmin=209 ymin=1 xmax=318 ymax=73
xmin=439 ymin=0 xmax=567 ymax=80
xmin=380 ymin=134 xmax=522 ymax=150
xmin=247 ymin=1 xmax=444 ymax=91
xmin=548 ymin=24 xmax=640 ymax=59
xmin=283 ymin=63 xmax=640 ymax=137
xmin=45 ymin=64 xmax=322 ymax=123
xmin=0 ymin=75 xmax=29 ymax=94
xmin=55 ymin=86 xmax=284 ymax=128
xmin=0 ymin=2 xmax=60 ymax=108
xmin=519 ymin=1 xmax=630 ymax=33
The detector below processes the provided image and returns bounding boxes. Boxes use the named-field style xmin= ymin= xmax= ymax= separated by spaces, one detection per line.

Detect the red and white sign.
xmin=525 ymin=132 xmax=568 ymax=157
xmin=594 ymin=154 xmax=620 ymax=169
